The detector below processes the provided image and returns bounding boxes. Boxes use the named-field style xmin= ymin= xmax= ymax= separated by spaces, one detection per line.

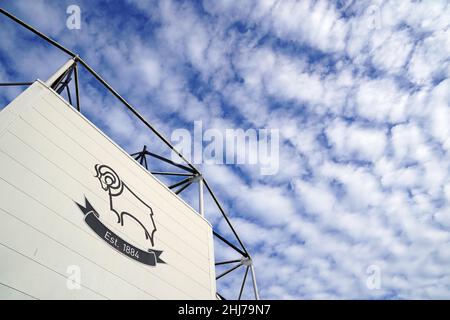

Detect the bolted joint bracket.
xmin=191 ymin=173 xmax=203 ymax=183
xmin=241 ymin=257 xmax=253 ymax=267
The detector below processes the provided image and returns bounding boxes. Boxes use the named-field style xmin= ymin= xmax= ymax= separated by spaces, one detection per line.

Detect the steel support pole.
xmin=239 ymin=266 xmax=250 ymax=300
xmin=198 ymin=176 xmax=204 ymax=217
xmin=250 ymin=264 xmax=260 ymax=300
xmin=73 ymin=63 xmax=81 ymax=111
xmin=45 ymin=58 xmax=76 ymax=88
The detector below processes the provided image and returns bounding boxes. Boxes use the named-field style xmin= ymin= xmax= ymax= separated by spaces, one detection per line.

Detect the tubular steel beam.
xmin=138 ymin=155 xmax=145 ymax=166
xmin=73 ymin=63 xmax=81 ymax=112
xmin=175 ymin=181 xmax=192 ymax=195
xmin=0 ymin=82 xmax=33 ymax=86
xmin=0 ymin=8 xmax=76 ymax=58
xmin=143 ymin=153 xmax=148 ymax=170
xmin=56 ymin=68 xmax=73 ymax=95
xmin=215 ymin=259 xmax=242 ymax=266
xmin=169 ymin=176 xmax=193 ymax=190
xmin=76 ymin=57 xmax=199 ymax=174
xmin=205 ymin=179 xmax=249 ymax=257
xmin=238 ymin=266 xmax=250 ymax=300
xmin=65 ymin=85 xmax=73 ymax=105
xmin=150 ymin=172 xmax=194 ymax=177
xmin=133 ymin=145 xmax=148 ymax=169
xmin=213 ymin=231 xmax=248 ymax=258
xmin=147 ymin=152 xmax=195 ymax=173
xmin=216 ymin=262 xmax=243 ymax=280
xmin=216 ymin=293 xmax=226 ymax=300
xmin=141 ymin=151 xmax=195 ymax=174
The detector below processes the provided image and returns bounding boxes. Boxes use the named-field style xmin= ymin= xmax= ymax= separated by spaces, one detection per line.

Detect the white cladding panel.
xmin=0 ymin=81 xmax=216 ymax=300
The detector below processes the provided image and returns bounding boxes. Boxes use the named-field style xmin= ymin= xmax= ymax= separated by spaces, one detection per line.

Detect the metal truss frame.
xmin=0 ymin=7 xmax=259 ymax=300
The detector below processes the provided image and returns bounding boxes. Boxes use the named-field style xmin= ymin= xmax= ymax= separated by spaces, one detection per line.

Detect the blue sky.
xmin=1 ymin=0 xmax=450 ymax=299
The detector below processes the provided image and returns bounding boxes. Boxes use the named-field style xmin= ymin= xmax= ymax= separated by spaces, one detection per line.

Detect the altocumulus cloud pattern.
xmin=0 ymin=0 xmax=450 ymax=299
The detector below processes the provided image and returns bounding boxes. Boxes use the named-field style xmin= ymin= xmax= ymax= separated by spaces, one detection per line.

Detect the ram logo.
xmin=75 ymin=164 xmax=164 ymax=266
xmin=95 ymin=164 xmax=157 ymax=247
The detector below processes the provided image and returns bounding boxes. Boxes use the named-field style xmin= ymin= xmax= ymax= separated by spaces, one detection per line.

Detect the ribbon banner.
xmin=76 ymin=198 xmax=164 ymax=266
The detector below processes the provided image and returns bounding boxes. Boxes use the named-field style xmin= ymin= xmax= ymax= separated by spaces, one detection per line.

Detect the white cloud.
xmin=371 ymin=29 xmax=413 ymax=73
xmin=326 ymin=119 xmax=387 ymax=162
xmin=408 ymin=29 xmax=450 ymax=85
xmin=354 ymin=78 xmax=408 ymax=122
